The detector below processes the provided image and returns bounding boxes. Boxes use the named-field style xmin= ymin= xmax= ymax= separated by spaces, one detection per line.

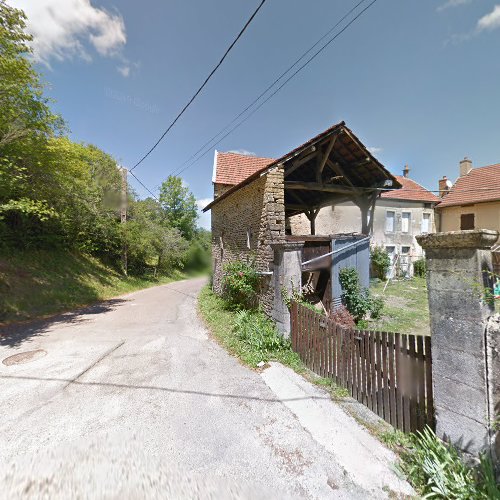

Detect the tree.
xmin=158 ymin=176 xmax=197 ymax=240
xmin=0 ymin=1 xmax=63 ymax=148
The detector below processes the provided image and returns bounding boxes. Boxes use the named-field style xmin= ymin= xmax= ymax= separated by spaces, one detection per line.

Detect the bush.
xmin=370 ymin=296 xmax=385 ymax=320
xmin=413 ymin=258 xmax=426 ymax=278
xmin=329 ymin=305 xmax=356 ymax=329
xmin=221 ymin=260 xmax=259 ymax=308
xmin=371 ymin=246 xmax=390 ymax=280
xmin=400 ymin=426 xmax=500 ymax=499
xmin=234 ymin=309 xmax=290 ymax=358
xmin=339 ymin=267 xmax=384 ymax=323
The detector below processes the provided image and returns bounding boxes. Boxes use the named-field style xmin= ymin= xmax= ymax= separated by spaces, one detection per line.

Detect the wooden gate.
xmin=290 ymin=302 xmax=434 ymax=433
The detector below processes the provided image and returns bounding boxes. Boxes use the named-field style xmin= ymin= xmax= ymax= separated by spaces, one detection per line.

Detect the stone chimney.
xmin=460 ymin=157 xmax=472 ymax=177
xmin=403 ymin=164 xmax=410 ymax=178
xmin=438 ymin=176 xmax=451 ymax=198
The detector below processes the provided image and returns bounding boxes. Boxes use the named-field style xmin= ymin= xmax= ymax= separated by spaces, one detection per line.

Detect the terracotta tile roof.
xmin=437 ymin=163 xmax=500 ymax=208
xmin=214 ymin=151 xmax=275 ymax=186
xmin=381 ymin=175 xmax=440 ymax=203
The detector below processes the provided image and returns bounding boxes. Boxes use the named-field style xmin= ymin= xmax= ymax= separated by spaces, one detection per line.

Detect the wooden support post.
xmin=306 ymin=209 xmax=319 ymax=235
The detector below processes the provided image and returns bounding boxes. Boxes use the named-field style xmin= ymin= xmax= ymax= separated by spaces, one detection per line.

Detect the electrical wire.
xmin=130 ymin=0 xmax=267 ymax=172
xmin=129 ymin=170 xmax=160 ymax=201
xmin=171 ymin=0 xmax=378 ymax=178
xmin=171 ymin=0 xmax=369 ymax=176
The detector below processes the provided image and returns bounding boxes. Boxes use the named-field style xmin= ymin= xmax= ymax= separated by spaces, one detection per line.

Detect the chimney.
xmin=459 ymin=157 xmax=472 ymax=177
xmin=403 ymin=164 xmax=410 ymax=178
xmin=439 ymin=175 xmax=451 ymax=198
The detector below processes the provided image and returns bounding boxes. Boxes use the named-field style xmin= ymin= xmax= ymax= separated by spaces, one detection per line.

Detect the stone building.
xmin=203 ymin=122 xmax=400 ymax=331
xmin=289 ymin=165 xmax=440 ymax=276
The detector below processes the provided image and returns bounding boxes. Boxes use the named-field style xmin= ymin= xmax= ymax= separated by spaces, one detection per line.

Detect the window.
xmin=421 ymin=213 xmax=430 ymax=234
xmin=460 ymin=213 xmax=475 ymax=230
xmin=402 ymin=212 xmax=411 ymax=233
xmin=385 ymin=211 xmax=395 ymax=232
xmin=246 ymin=229 xmax=251 ymax=249
xmin=401 ymin=246 xmax=411 ymax=254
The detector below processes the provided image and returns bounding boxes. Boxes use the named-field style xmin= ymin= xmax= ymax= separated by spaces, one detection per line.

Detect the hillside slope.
xmin=0 ymin=250 xmax=183 ymax=324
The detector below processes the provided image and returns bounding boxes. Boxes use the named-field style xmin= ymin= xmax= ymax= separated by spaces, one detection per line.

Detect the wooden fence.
xmin=290 ymin=302 xmax=434 ymax=433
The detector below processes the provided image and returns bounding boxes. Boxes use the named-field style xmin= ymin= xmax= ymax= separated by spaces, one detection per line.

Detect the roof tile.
xmin=214 ymin=151 xmax=275 ymax=186
xmin=437 ymin=164 xmax=500 ymax=207
xmin=381 ymin=175 xmax=440 ymax=203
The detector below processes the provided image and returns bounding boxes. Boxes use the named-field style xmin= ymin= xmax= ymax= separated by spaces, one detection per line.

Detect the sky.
xmin=8 ymin=0 xmax=500 ymax=230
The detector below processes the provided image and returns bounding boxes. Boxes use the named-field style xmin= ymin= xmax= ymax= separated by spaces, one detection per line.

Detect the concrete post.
xmin=417 ymin=230 xmax=499 ymax=458
xmin=271 ymin=241 xmax=304 ymax=337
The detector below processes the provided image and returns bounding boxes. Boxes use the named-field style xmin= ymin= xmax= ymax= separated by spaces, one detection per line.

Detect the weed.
xmin=398 ymin=426 xmax=500 ymax=499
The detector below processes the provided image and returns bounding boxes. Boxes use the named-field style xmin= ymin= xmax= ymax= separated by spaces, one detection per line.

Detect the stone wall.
xmin=211 ymin=166 xmax=285 ymax=314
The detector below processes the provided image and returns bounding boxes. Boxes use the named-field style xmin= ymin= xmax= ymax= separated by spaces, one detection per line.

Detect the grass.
xmin=0 ymin=249 xmax=188 ymax=324
xmin=368 ymin=277 xmax=430 ymax=336
xmin=198 ymin=285 xmax=304 ymax=370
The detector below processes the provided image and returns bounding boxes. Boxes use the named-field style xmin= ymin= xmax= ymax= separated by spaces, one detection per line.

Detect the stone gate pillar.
xmin=271 ymin=241 xmax=304 ymax=337
xmin=417 ymin=230 xmax=499 ymax=459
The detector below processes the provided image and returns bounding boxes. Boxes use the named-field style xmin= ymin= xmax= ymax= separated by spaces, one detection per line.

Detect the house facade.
xmin=204 ymin=122 xmax=400 ymax=330
xmin=289 ymin=167 xmax=440 ymax=276
xmin=437 ymin=157 xmax=500 ymax=240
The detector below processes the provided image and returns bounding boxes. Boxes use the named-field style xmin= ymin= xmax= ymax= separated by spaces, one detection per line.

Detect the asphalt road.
xmin=0 ymin=278 xmax=408 ymax=499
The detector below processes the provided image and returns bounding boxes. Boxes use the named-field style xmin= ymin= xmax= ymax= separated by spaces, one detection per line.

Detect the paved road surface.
xmin=0 ymin=279 xmax=409 ymax=499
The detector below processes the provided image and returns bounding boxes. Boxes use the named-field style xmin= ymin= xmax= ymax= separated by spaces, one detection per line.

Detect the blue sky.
xmin=10 ymin=0 xmax=500 ymax=229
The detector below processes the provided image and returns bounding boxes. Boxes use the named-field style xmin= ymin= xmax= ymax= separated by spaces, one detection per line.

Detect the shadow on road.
xmin=0 ymin=373 xmax=331 ymax=404
xmin=0 ymin=299 xmax=127 ymax=349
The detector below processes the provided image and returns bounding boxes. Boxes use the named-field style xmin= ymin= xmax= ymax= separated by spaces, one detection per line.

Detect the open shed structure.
xmin=204 ymin=122 xmax=400 ymax=333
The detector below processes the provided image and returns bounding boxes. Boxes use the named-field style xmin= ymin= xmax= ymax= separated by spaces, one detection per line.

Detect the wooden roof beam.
xmin=285 ymin=181 xmax=363 ymax=196
xmin=284 ymin=147 xmax=318 ymax=178
xmin=316 ymin=134 xmax=338 ymax=183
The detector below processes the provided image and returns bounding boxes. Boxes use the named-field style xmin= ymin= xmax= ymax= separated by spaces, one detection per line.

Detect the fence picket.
xmin=387 ymin=332 xmax=397 ymax=429
xmin=416 ymin=335 xmax=425 ymax=430
xmin=425 ymin=336 xmax=434 ymax=428
xmin=289 ymin=302 xmax=433 ymax=434
xmin=409 ymin=335 xmax=417 ymax=432
xmin=402 ymin=335 xmax=411 ymax=433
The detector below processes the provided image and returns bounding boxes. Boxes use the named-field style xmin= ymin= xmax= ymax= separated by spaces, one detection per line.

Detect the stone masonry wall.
xmin=211 ymin=166 xmax=285 ymax=315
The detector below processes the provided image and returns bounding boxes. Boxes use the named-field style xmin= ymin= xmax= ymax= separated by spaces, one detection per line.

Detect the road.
xmin=0 ymin=278 xmax=411 ymax=499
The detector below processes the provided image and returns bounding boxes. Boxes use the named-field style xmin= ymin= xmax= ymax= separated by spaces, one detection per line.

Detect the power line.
xmin=171 ymin=0 xmax=378 ymax=178
xmin=129 ymin=170 xmax=160 ymax=201
xmin=171 ymin=0 xmax=369 ymax=176
xmin=130 ymin=0 xmax=267 ymax=172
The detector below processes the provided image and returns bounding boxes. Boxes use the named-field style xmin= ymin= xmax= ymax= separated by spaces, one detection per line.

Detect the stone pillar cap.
xmin=417 ymin=230 xmax=499 ymax=250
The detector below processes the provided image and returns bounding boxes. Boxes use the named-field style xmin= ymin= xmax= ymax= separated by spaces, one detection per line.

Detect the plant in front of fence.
xmin=221 ymin=260 xmax=259 ymax=309
xmin=391 ymin=426 xmax=500 ymax=499
xmin=339 ymin=267 xmax=384 ymax=324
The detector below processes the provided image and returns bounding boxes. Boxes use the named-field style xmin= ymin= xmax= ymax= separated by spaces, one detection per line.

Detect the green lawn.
xmin=0 ymin=249 xmax=187 ymax=324
xmin=368 ymin=277 xmax=431 ymax=336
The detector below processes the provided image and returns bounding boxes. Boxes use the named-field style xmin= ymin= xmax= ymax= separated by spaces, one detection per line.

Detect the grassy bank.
xmin=0 ymin=249 xmax=187 ymax=324
xmin=198 ymin=285 xmax=303 ymax=370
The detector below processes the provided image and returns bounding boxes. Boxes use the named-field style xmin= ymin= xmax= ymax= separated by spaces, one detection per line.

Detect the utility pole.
xmin=120 ymin=166 xmax=128 ymax=275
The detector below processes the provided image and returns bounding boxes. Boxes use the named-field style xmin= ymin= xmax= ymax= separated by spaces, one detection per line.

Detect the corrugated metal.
xmin=331 ymin=236 xmax=370 ymax=307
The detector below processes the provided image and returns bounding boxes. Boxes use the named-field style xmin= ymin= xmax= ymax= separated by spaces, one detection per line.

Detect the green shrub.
xmin=339 ymin=267 xmax=384 ymax=323
xmin=221 ymin=260 xmax=259 ymax=308
xmin=370 ymin=296 xmax=385 ymax=320
xmin=371 ymin=246 xmax=390 ymax=280
xmin=400 ymin=426 xmax=500 ymax=499
xmin=234 ymin=309 xmax=290 ymax=358
xmin=413 ymin=258 xmax=426 ymax=278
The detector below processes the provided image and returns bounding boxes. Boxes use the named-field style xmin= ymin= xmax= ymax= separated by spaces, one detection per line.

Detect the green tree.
xmin=0 ymin=1 xmax=63 ymax=148
xmin=158 ymin=176 xmax=197 ymax=240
